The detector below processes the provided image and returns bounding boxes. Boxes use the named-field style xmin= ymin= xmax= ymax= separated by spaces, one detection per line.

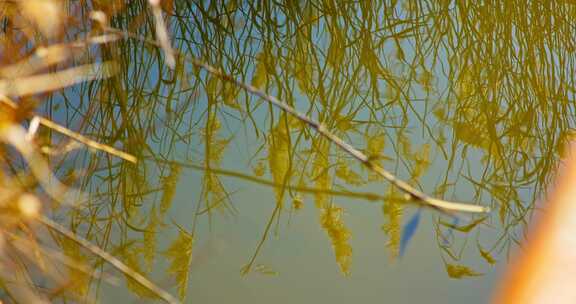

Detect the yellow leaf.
xmin=418 ymin=69 xmax=434 ymax=92
xmin=312 ymin=138 xmax=331 ymax=208
xmin=327 ymin=28 xmax=345 ymax=68
xmin=335 ymin=160 xmax=364 ymax=186
xmin=382 ymin=188 xmax=404 ymax=260
xmin=252 ymin=161 xmax=266 ymax=177
xmin=445 ymin=263 xmax=483 ymax=279
xmin=122 ymin=247 xmax=157 ymax=299
xmin=366 ymin=132 xmax=386 ymax=160
xmin=292 ymin=196 xmax=304 ymax=210
xmin=164 ymin=230 xmax=194 ymax=300
xmin=160 ymin=164 xmax=181 ymax=215
xmin=320 ymin=205 xmax=352 ymax=276
xmin=478 ymin=244 xmax=497 ymax=265
xmin=410 ymin=143 xmax=431 ymax=181
xmin=268 ymin=114 xmax=291 ymax=202
xmin=252 ymin=50 xmax=274 ymax=88
xmin=59 ymin=236 xmax=90 ymax=297
xmin=143 ymin=209 xmax=159 ymax=271
xmin=440 ymin=216 xmax=487 ymax=233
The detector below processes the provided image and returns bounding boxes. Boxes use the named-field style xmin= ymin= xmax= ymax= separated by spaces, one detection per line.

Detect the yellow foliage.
xmin=292 ymin=196 xmax=304 ymax=210
xmin=252 ymin=49 xmax=274 ymax=88
xmin=411 ymin=143 xmax=431 ymax=181
xmin=320 ymin=205 xmax=352 ymax=276
xmin=366 ymin=133 xmax=386 ymax=160
xmin=327 ymin=27 xmax=345 ymax=68
xmin=268 ymin=114 xmax=291 ymax=202
xmin=453 ymin=121 xmax=487 ymax=148
xmin=478 ymin=245 xmax=497 ymax=265
xmin=160 ymin=164 xmax=181 ymax=215
xmin=143 ymin=209 xmax=159 ymax=271
xmin=445 ymin=263 xmax=483 ymax=279
xmin=122 ymin=247 xmax=157 ymax=299
xmin=164 ymin=230 xmax=194 ymax=300
xmin=382 ymin=188 xmax=404 ymax=260
xmin=201 ymin=114 xmax=231 ymax=212
xmin=418 ymin=69 xmax=434 ymax=92
xmin=335 ymin=160 xmax=364 ymax=186
xmin=313 ymin=139 xmax=331 ymax=208
xmin=206 ymin=76 xmax=240 ymax=109
xmin=59 ymin=236 xmax=90 ymax=297
xmin=252 ymin=161 xmax=266 ymax=177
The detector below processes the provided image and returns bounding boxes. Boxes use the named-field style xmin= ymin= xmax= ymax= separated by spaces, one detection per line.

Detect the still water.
xmin=33 ymin=1 xmax=576 ymax=302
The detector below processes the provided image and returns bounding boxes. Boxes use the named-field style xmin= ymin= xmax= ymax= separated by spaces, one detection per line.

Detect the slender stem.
xmin=149 ymin=157 xmax=385 ymax=202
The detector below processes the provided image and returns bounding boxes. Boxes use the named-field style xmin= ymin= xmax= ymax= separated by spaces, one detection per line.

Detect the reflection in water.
xmin=1 ymin=0 xmax=576 ymax=302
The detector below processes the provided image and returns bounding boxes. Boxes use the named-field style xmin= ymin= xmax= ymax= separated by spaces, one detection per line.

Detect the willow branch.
xmin=103 ymin=26 xmax=489 ymax=214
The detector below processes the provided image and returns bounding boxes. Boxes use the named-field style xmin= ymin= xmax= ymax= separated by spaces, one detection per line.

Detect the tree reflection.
xmin=1 ymin=0 xmax=576 ymax=301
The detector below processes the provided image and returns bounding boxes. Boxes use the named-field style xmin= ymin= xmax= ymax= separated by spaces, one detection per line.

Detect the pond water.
xmin=6 ymin=1 xmax=576 ymax=303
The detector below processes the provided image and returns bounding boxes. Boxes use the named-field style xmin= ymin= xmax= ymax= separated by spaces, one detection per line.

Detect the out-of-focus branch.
xmin=38 ymin=215 xmax=180 ymax=304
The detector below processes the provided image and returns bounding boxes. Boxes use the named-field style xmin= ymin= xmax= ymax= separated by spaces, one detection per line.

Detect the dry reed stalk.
xmin=0 ymin=62 xmax=116 ymax=97
xmin=39 ymin=215 xmax=180 ymax=304
xmin=0 ymin=96 xmax=137 ymax=163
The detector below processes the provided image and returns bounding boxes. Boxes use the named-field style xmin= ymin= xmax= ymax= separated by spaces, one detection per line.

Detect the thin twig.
xmin=34 ymin=117 xmax=137 ymax=163
xmin=0 ymin=62 xmax=116 ymax=97
xmin=150 ymin=157 xmax=385 ymax=202
xmin=0 ymin=96 xmax=137 ymax=163
xmin=104 ymin=26 xmax=489 ymax=214
xmin=38 ymin=215 xmax=180 ymax=304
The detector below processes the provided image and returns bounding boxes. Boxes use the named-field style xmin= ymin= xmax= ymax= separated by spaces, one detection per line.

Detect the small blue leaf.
xmin=399 ymin=210 xmax=421 ymax=257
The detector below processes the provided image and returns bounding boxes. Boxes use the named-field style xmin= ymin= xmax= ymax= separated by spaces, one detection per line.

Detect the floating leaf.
xmin=399 ymin=210 xmax=421 ymax=257
xmin=445 ymin=263 xmax=483 ymax=279
xmin=164 ymin=229 xmax=194 ymax=300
